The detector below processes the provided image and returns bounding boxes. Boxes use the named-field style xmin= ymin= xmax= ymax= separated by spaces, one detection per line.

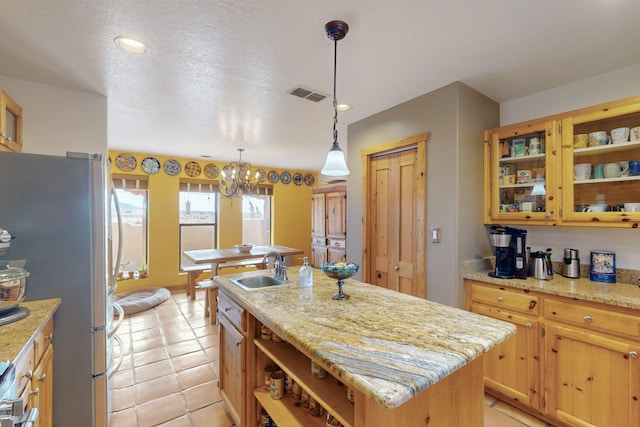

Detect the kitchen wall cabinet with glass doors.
xmin=559 ymin=97 xmax=640 ymax=227
xmin=484 ymin=120 xmax=558 ymax=225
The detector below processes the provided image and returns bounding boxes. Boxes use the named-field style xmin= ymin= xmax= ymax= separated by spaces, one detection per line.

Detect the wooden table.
xmin=183 ymin=245 xmax=304 ymax=299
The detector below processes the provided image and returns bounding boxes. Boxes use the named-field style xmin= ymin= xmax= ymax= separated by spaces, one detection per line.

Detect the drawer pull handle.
xmin=630 ymin=351 xmax=638 ymax=358
xmin=497 ymin=296 xmax=503 ymax=302
xmin=24 ymin=369 xmax=33 ymax=379
xmin=39 ymin=373 xmax=47 ymax=382
xmin=224 ymin=306 xmax=231 ymax=312
xmin=45 ymin=333 xmax=53 ymax=341
xmin=584 ymin=315 xmax=592 ymax=322
xmin=235 ymin=338 xmax=243 ymax=346
xmin=394 ymin=265 xmax=399 ymax=271
xmin=30 ymin=387 xmax=39 ymax=396
xmin=525 ymin=323 xmax=532 ymax=329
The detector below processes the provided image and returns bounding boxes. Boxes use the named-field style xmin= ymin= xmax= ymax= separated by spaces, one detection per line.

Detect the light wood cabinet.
xmin=310 ymin=183 xmax=346 ymax=267
xmin=484 ymin=95 xmax=640 ymax=227
xmin=218 ymin=291 xmax=247 ymax=426
xmin=0 ymin=89 xmax=23 ymax=152
xmin=467 ymin=282 xmax=542 ymax=411
xmin=466 ymin=279 xmax=640 ymax=426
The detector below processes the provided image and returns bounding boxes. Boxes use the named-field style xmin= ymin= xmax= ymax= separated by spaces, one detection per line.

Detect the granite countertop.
xmin=464 ymin=263 xmax=640 ymax=310
xmin=0 ymin=298 xmax=61 ymax=362
xmin=215 ymin=267 xmax=515 ymax=409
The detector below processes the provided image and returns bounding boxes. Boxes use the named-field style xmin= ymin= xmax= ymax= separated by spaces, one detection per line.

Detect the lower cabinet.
xmin=218 ymin=291 xmax=247 ymax=426
xmin=466 ymin=279 xmax=640 ymax=427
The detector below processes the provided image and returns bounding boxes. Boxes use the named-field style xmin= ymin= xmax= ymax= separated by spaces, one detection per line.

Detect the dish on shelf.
xmin=204 ymin=163 xmax=219 ymax=179
xmin=185 ymin=161 xmax=201 ymax=177
xmin=115 ymin=153 xmax=137 ymax=171
xmin=293 ymin=173 xmax=303 ymax=186
xmin=267 ymin=170 xmax=279 ymax=184
xmin=141 ymin=157 xmax=161 ymax=174
xmin=280 ymin=171 xmax=291 ymax=184
xmin=304 ymin=174 xmax=315 ymax=186
xmin=163 ymin=159 xmax=182 ymax=176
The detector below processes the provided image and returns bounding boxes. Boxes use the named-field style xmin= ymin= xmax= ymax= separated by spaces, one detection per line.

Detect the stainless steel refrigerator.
xmin=0 ymin=151 xmax=117 ymax=427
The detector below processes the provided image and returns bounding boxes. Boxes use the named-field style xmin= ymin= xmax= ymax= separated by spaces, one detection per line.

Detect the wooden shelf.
xmin=255 ymin=389 xmax=326 ymax=427
xmin=499 ymin=153 xmax=545 ymax=164
xmin=574 ymin=175 xmax=640 ymax=185
xmin=573 ymin=140 xmax=640 ymax=158
xmin=255 ymin=338 xmax=354 ymax=427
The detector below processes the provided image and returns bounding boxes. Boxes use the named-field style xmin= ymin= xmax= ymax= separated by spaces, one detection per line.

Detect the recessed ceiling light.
xmin=114 ymin=36 xmax=149 ymax=54
xmin=337 ymin=104 xmax=351 ymax=112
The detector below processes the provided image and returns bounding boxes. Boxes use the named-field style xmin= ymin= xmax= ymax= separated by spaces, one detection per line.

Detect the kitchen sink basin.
xmin=229 ymin=275 xmax=293 ymax=291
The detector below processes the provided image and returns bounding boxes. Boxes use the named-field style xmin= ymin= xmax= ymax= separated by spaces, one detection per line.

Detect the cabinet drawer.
xmin=14 ymin=343 xmax=35 ymax=396
xmin=218 ymin=291 xmax=245 ymax=332
xmin=327 ymin=238 xmax=345 ymax=249
xmin=470 ymin=284 xmax=539 ymax=315
xmin=544 ymin=299 xmax=640 ymax=340
xmin=34 ymin=318 xmax=54 ymax=364
xmin=312 ymin=237 xmax=325 ymax=246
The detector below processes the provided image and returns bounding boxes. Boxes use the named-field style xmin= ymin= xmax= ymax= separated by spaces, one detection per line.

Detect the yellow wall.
xmin=109 ymin=151 xmax=314 ymax=292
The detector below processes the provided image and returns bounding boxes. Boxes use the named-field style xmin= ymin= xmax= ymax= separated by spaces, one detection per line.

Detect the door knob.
xmin=394 ymin=265 xmax=399 ymax=271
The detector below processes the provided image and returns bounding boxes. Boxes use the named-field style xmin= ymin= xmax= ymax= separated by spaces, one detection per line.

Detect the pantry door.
xmin=362 ymin=133 xmax=427 ymax=298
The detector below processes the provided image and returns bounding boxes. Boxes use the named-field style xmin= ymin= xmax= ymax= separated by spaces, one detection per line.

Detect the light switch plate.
xmin=430 ymin=226 xmax=440 ymax=243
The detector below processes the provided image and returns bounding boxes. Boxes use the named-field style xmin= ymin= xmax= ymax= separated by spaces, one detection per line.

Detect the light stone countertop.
xmin=463 ymin=260 xmax=640 ymax=310
xmin=0 ymin=298 xmax=61 ymax=362
xmin=214 ymin=267 xmax=515 ymax=409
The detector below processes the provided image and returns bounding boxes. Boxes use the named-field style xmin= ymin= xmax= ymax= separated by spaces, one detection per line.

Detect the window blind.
xmin=112 ymin=174 xmax=148 ymax=190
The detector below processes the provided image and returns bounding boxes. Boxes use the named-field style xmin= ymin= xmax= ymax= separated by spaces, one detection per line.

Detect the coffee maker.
xmin=488 ymin=226 xmax=528 ymax=279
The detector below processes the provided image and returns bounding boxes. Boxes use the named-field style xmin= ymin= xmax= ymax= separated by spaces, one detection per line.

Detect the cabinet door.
xmin=325 ymin=191 xmax=346 ymax=239
xmin=471 ymin=304 xmax=540 ymax=410
xmin=545 ymin=323 xmax=640 ymax=427
xmin=559 ymin=100 xmax=640 ymax=226
xmin=484 ymin=120 xmax=558 ymax=224
xmin=219 ymin=313 xmax=245 ymax=426
xmin=311 ymin=244 xmax=327 ymax=268
xmin=31 ymin=345 xmax=53 ymax=427
xmin=311 ymin=193 xmax=326 ymax=237
xmin=327 ymin=247 xmax=346 ymax=263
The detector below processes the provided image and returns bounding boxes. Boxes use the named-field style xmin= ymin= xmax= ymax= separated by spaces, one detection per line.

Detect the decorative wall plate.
xmin=115 ymin=153 xmax=137 ymax=171
xmin=304 ymin=173 xmax=315 ymax=186
xmin=255 ymin=169 xmax=267 ymax=183
xmin=293 ymin=172 xmax=303 ymax=186
xmin=163 ymin=159 xmax=182 ymax=176
xmin=185 ymin=161 xmax=201 ymax=177
xmin=204 ymin=163 xmax=219 ymax=179
xmin=267 ymin=170 xmax=279 ymax=184
xmin=141 ymin=157 xmax=161 ymax=174
xmin=280 ymin=171 xmax=291 ymax=184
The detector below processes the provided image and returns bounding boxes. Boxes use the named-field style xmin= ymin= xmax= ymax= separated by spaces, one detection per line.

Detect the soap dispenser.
xmin=299 ymin=257 xmax=313 ymax=287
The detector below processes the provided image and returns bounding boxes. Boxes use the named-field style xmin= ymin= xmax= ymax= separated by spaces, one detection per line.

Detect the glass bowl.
xmin=321 ymin=262 xmax=359 ymax=300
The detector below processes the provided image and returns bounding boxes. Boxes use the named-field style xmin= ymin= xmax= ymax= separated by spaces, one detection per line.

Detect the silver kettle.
xmin=528 ymin=249 xmax=553 ymax=280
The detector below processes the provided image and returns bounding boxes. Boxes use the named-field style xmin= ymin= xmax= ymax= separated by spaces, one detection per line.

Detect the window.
xmin=112 ymin=175 xmax=148 ymax=276
xmin=179 ymin=180 xmax=217 ymax=267
xmin=242 ymin=194 xmax=271 ymax=245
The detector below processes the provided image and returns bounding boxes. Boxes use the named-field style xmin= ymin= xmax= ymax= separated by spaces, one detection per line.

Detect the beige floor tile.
xmin=132 ymin=335 xmax=166 ymax=353
xmin=189 ymin=402 xmax=235 ymax=427
xmin=113 ymin=367 xmax=134 ymax=389
xmin=192 ymin=324 xmax=217 ymax=338
xmin=136 ymin=393 xmax=187 ymax=427
xmin=183 ymin=381 xmax=222 ymax=412
xmin=135 ymin=358 xmax=174 ymax=383
xmin=177 ymin=364 xmax=218 ymax=389
xmin=109 ymin=407 xmax=137 ymax=427
xmin=112 ymin=385 xmax=135 ymax=412
xmin=484 ymin=405 xmax=528 ymax=427
xmin=494 ymin=401 xmax=551 ymax=427
xmin=157 ymin=414 xmax=193 ymax=427
xmin=165 ymin=330 xmax=198 ymax=345
xmin=134 ymin=346 xmax=170 ymax=366
xmin=136 ymin=374 xmax=181 ymax=405
xmin=197 ymin=334 xmax=219 ymax=349
xmin=173 ymin=350 xmax=210 ymax=372
xmin=131 ymin=326 xmax=163 ymax=341
xmin=167 ymin=340 xmax=203 ymax=358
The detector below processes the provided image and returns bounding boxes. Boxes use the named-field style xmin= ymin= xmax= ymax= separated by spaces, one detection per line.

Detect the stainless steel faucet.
xmin=262 ymin=251 xmax=287 ymax=281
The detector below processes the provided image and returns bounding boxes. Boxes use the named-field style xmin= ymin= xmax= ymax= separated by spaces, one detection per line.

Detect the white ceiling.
xmin=1 ymin=0 xmax=640 ymax=171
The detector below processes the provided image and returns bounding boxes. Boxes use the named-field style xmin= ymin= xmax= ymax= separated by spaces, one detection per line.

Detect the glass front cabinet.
xmin=484 ymin=120 xmax=559 ymax=225
xmin=484 ymin=95 xmax=640 ymax=228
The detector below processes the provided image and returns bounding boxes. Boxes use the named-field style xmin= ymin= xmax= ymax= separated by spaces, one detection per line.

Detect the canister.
xmin=589 ymin=250 xmax=616 ymax=283
xmin=516 ymin=169 xmax=532 ymax=184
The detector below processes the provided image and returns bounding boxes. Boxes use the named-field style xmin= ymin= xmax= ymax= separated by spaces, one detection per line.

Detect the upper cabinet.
xmin=0 ymin=89 xmax=23 ymax=153
xmin=484 ymin=95 xmax=640 ymax=228
xmin=310 ymin=182 xmax=347 ymax=267
xmin=484 ymin=119 xmax=558 ymax=225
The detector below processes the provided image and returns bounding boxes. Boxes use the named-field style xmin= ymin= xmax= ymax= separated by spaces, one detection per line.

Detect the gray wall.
xmin=346 ymin=82 xmax=499 ymax=308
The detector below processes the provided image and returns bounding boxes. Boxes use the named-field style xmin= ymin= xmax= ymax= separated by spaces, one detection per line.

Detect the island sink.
xmin=229 ymin=275 xmax=293 ymax=290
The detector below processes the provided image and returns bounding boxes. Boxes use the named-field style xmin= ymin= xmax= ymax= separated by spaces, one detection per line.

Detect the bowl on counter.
xmin=234 ymin=243 xmax=254 ymax=253
xmin=321 ymin=262 xmax=359 ymax=300
xmin=0 ymin=266 xmax=29 ymax=314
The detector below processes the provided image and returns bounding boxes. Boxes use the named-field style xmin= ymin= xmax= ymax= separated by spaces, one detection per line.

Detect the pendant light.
xmin=321 ymin=20 xmax=350 ymax=176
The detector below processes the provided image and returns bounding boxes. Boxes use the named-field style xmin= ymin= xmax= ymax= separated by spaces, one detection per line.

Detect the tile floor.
xmin=109 ymin=290 xmax=554 ymax=427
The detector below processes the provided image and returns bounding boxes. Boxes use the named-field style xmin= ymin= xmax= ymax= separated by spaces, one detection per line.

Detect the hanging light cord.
xmin=332 ymin=38 xmax=339 ymax=147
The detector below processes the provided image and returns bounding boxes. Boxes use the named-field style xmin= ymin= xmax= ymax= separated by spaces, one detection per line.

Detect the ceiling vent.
xmin=290 ymin=87 xmax=327 ymax=103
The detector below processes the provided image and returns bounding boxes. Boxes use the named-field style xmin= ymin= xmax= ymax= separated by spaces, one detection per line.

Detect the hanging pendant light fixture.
xmin=219 ymin=148 xmax=266 ymax=197
xmin=321 ymin=20 xmax=350 ymax=177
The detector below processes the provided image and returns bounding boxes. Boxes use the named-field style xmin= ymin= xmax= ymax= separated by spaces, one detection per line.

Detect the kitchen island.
xmin=214 ymin=268 xmax=515 ymax=427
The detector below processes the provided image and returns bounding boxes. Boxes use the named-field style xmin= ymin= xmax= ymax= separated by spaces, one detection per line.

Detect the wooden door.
xmin=311 ymin=193 xmax=325 ymax=238
xmin=325 ymin=191 xmax=346 ymax=239
xmin=363 ymin=133 xmax=427 ymax=298
xmin=544 ymin=324 xmax=640 ymax=427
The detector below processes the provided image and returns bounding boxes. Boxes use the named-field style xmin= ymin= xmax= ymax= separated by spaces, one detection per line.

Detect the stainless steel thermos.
xmin=562 ymin=248 xmax=580 ymax=279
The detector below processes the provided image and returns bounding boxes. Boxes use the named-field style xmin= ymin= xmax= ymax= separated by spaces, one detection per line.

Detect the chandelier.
xmin=219 ymin=148 xmax=266 ymax=197
xmin=321 ymin=20 xmax=350 ymax=176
